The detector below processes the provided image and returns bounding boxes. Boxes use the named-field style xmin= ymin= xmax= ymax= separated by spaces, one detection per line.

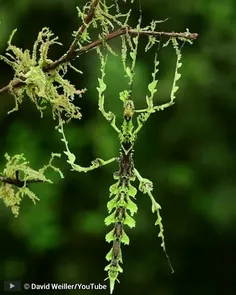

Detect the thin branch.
xmin=0 ymin=79 xmax=24 ymax=94
xmin=0 ymin=24 xmax=198 ymax=95
xmin=0 ymin=175 xmax=44 ymax=188
xmin=44 ymin=0 xmax=100 ymax=71
xmin=77 ymin=27 xmax=198 ymax=56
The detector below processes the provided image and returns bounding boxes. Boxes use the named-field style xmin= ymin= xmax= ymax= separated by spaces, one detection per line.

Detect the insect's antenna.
xmin=163 ymin=247 xmax=175 ymax=274
xmin=114 ymin=0 xmax=120 ymax=13
xmin=138 ymin=0 xmax=142 ymax=14
xmin=129 ymin=74 xmax=134 ymax=100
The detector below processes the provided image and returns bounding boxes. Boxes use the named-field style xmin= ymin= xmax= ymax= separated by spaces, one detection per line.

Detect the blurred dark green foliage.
xmin=0 ymin=0 xmax=235 ymax=294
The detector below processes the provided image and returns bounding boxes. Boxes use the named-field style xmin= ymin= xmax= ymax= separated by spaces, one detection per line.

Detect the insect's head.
xmin=123 ymin=100 xmax=134 ymax=120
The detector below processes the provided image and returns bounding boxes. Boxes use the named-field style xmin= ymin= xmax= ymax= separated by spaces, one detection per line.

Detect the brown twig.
xmin=43 ymin=0 xmax=100 ymax=71
xmin=77 ymin=27 xmax=198 ymax=56
xmin=0 ymin=175 xmax=44 ymax=188
xmin=0 ymin=11 xmax=198 ymax=95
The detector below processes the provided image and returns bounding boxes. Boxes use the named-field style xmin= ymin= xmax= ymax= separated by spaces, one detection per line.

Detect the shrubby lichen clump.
xmin=0 ymin=28 xmax=85 ymax=120
xmin=0 ymin=153 xmax=63 ymax=217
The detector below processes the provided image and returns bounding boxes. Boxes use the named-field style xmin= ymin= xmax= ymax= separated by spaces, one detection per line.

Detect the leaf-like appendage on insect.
xmin=123 ymin=213 xmax=135 ymax=228
xmin=105 ymin=212 xmax=117 ymax=226
xmin=106 ymin=230 xmax=115 ymax=243
xmin=107 ymin=196 xmax=119 ymax=213
xmin=126 ymin=196 xmax=138 ymax=216
xmin=120 ymin=230 xmax=130 ymax=245
xmin=109 ymin=182 xmax=119 ymax=194
xmin=128 ymin=183 xmax=137 ymax=197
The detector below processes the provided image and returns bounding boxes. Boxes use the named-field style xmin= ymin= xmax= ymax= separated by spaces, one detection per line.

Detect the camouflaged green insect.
xmin=58 ymin=16 xmax=191 ymax=293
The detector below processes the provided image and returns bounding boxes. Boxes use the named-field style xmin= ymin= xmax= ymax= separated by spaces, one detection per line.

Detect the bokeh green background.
xmin=0 ymin=0 xmax=235 ymax=294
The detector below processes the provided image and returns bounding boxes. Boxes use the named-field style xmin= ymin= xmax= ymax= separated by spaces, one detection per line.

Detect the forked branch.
xmin=0 ymin=24 xmax=198 ymax=95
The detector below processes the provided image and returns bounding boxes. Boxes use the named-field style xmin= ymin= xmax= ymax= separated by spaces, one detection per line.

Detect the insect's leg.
xmin=98 ymin=94 xmax=120 ymax=134
xmin=132 ymin=50 xmax=158 ymax=136
xmin=97 ymin=48 xmax=120 ymax=134
xmin=133 ymin=168 xmax=160 ymax=217
xmin=154 ymin=38 xmax=182 ymax=112
xmin=134 ymin=38 xmax=182 ymax=129
xmin=70 ymin=157 xmax=117 ymax=173
xmin=57 ymin=118 xmax=117 ymax=173
xmin=133 ymin=111 xmax=151 ymax=137
xmin=133 ymin=168 xmax=174 ymax=273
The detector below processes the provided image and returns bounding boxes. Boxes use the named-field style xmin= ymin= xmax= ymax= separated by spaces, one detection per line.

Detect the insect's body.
xmin=105 ymin=99 xmax=138 ymax=293
xmin=112 ymin=238 xmax=121 ymax=258
xmin=60 ymin=34 xmax=183 ymax=294
xmin=114 ymin=221 xmax=123 ymax=237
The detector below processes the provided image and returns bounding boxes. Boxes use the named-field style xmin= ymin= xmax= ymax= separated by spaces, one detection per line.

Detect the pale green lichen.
xmin=0 ymin=27 xmax=86 ymax=120
xmin=0 ymin=153 xmax=63 ymax=217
